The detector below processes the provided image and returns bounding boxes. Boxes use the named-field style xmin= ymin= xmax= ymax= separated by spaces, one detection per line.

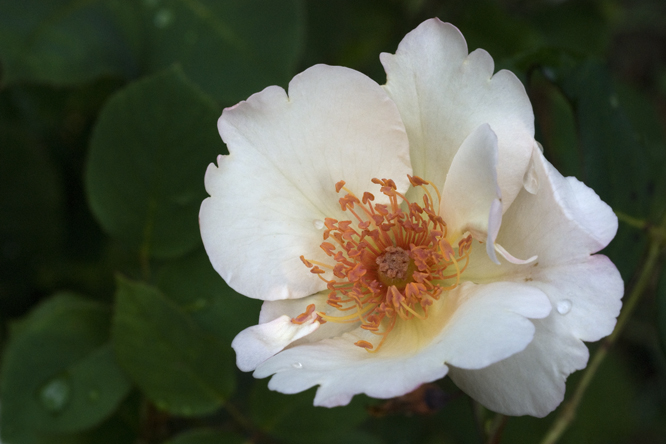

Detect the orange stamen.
xmin=298 ymin=175 xmax=472 ymax=352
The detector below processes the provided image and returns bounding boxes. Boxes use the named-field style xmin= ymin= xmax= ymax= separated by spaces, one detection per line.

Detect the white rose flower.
xmin=199 ymin=18 xmax=623 ymax=417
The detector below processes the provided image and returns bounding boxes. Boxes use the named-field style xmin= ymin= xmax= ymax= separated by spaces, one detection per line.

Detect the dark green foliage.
xmin=112 ymin=276 xmax=235 ymax=416
xmin=1 ymin=0 xmax=666 ymax=443
xmin=1 ymin=294 xmax=130 ymax=442
xmin=85 ymin=66 xmax=221 ymax=260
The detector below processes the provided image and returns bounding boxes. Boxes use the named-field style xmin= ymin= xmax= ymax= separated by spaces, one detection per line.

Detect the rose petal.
xmin=439 ymin=123 xmax=502 ymax=260
xmin=232 ymin=314 xmax=320 ymax=372
xmin=464 ymin=147 xmax=619 ymax=279
xmin=449 ymin=255 xmax=623 ymax=417
xmin=253 ymin=281 xmax=550 ymax=406
xmin=200 ymin=65 xmax=411 ymax=301
xmin=381 ymin=18 xmax=534 ymax=209
xmin=259 ymin=292 xmax=359 ymax=344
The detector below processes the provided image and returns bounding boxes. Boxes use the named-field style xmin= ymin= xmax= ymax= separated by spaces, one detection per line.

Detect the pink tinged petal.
xmin=449 ymin=255 xmax=623 ymax=417
xmin=231 ymin=314 xmax=320 ymax=372
xmin=381 ymin=18 xmax=535 ymax=209
xmin=200 ymin=65 xmax=411 ymax=301
xmin=439 ymin=123 xmax=502 ymax=263
xmin=252 ymin=281 xmax=550 ymax=407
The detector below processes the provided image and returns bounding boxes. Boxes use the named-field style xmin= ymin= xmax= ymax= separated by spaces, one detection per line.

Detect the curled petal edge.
xmin=232 ymin=312 xmax=320 ymax=372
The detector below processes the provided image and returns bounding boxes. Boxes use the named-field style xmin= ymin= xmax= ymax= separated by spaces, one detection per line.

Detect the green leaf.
xmin=0 ymin=0 xmax=141 ymax=86
xmin=250 ymin=381 xmax=368 ymax=443
xmin=0 ymin=293 xmax=130 ymax=442
xmin=552 ymin=60 xmax=650 ymax=215
xmin=85 ymin=66 xmax=221 ymax=260
xmin=141 ymin=0 xmax=305 ymax=104
xmin=156 ymin=248 xmax=261 ymax=343
xmin=111 ymin=276 xmax=235 ymax=416
xmin=164 ymin=429 xmax=245 ymax=444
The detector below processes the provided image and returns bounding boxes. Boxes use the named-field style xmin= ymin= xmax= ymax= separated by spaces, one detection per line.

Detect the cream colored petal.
xmin=259 ymin=292 xmax=359 ymax=345
xmin=439 ymin=124 xmax=502 ymax=263
xmin=454 ymin=148 xmax=622 ymax=416
xmin=200 ymin=65 xmax=411 ymax=301
xmin=252 ymin=281 xmax=550 ymax=407
xmin=381 ymin=18 xmax=535 ymax=209
xmin=464 ymin=146 xmax=618 ymax=280
xmin=450 ymin=255 xmax=623 ymax=417
xmin=232 ymin=314 xmax=320 ymax=372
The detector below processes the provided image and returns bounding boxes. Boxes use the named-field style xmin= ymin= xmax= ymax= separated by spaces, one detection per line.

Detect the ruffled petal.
xmin=454 ymin=147 xmax=623 ymax=416
xmin=439 ymin=123 xmax=502 ymax=263
xmin=200 ymin=65 xmax=411 ymax=301
xmin=381 ymin=18 xmax=535 ymax=209
xmin=259 ymin=292 xmax=359 ymax=344
xmin=464 ymin=146 xmax=619 ymax=279
xmin=449 ymin=255 xmax=623 ymax=417
xmin=232 ymin=314 xmax=320 ymax=372
xmin=253 ymin=281 xmax=550 ymax=406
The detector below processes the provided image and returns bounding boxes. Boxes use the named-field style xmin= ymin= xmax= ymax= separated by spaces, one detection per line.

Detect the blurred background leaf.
xmin=111 ymin=276 xmax=235 ymax=416
xmin=155 ymin=248 xmax=261 ymax=343
xmin=0 ymin=293 xmax=130 ymax=443
xmin=85 ymin=66 xmax=220 ymax=261
xmin=163 ymin=428 xmax=245 ymax=444
xmin=249 ymin=381 xmax=369 ymax=444
xmin=0 ymin=0 xmax=141 ymax=86
xmin=140 ymin=0 xmax=305 ymax=104
xmin=1 ymin=0 xmax=666 ymax=443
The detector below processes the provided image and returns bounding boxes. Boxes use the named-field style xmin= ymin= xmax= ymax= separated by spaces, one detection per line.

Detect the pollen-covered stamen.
xmin=300 ymin=176 xmax=473 ymax=352
xmin=376 ymin=246 xmax=416 ymax=289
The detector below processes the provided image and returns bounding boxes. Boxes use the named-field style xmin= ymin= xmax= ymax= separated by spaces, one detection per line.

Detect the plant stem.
xmin=224 ymin=400 xmax=254 ymax=433
xmin=614 ymin=211 xmax=646 ymax=230
xmin=486 ymin=413 xmax=508 ymax=444
xmin=539 ymin=225 xmax=665 ymax=444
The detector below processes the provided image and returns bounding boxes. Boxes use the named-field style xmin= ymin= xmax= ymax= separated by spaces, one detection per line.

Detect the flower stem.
xmin=485 ymin=413 xmax=508 ymax=444
xmin=539 ymin=214 xmax=666 ymax=444
xmin=223 ymin=400 xmax=254 ymax=433
xmin=614 ymin=211 xmax=647 ymax=230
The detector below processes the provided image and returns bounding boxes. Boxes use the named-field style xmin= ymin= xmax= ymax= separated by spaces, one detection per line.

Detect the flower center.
xmin=298 ymin=175 xmax=472 ymax=352
xmin=376 ymin=246 xmax=415 ymax=289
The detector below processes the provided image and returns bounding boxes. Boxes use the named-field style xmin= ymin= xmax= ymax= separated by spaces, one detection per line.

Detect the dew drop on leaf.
xmin=39 ymin=375 xmax=72 ymax=413
xmin=154 ymin=9 xmax=174 ymax=28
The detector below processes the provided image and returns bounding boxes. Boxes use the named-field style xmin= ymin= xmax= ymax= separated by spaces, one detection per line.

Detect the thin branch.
xmin=486 ymin=413 xmax=508 ymax=444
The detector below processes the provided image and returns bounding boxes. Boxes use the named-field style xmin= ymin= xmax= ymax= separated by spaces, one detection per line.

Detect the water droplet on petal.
xmin=313 ymin=219 xmax=324 ymax=230
xmin=556 ymin=299 xmax=572 ymax=315
xmin=39 ymin=375 xmax=71 ymax=413
xmin=292 ymin=362 xmax=303 ymax=369
xmin=523 ymin=156 xmax=539 ymax=194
